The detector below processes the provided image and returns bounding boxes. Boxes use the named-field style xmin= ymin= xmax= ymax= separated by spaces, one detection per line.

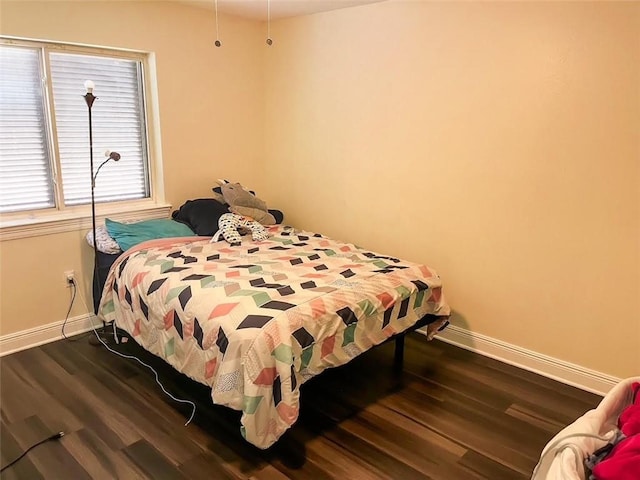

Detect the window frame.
xmin=0 ymin=36 xmax=168 ymax=239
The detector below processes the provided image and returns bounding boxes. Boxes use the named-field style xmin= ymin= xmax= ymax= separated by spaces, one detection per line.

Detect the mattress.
xmin=98 ymin=225 xmax=450 ymax=448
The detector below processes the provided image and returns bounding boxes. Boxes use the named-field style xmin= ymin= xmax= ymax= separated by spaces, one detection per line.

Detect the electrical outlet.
xmin=64 ymin=270 xmax=75 ymax=287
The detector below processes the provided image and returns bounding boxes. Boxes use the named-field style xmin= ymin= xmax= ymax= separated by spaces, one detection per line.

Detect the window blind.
xmin=0 ymin=45 xmax=55 ymax=213
xmin=50 ymin=52 xmax=150 ymax=206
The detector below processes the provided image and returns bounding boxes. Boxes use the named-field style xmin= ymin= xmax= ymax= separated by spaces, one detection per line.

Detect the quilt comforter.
xmin=99 ymin=225 xmax=450 ymax=448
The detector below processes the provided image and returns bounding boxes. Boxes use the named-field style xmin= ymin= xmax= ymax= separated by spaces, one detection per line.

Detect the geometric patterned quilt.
xmin=98 ymin=225 xmax=451 ymax=448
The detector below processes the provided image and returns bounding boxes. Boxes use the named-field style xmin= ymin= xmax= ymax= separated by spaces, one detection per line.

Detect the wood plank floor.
xmin=0 ymin=332 xmax=601 ymax=479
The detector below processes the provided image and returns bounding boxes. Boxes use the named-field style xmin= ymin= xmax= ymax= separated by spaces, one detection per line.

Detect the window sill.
xmin=0 ymin=201 xmax=173 ymax=241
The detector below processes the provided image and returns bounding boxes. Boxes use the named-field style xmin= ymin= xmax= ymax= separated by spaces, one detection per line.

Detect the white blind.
xmin=0 ymin=45 xmax=55 ymax=213
xmin=50 ymin=53 xmax=150 ymax=205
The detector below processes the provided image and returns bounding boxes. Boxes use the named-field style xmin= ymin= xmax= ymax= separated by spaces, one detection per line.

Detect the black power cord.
xmin=61 ymin=278 xmax=91 ymax=342
xmin=61 ymin=278 xmax=77 ymax=340
xmin=0 ymin=432 xmax=65 ymax=472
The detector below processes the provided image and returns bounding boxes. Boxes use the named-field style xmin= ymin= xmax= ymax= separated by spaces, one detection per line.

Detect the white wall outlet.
xmin=64 ymin=270 xmax=75 ymax=287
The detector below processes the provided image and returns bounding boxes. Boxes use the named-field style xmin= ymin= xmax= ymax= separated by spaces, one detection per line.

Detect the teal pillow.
xmin=105 ymin=218 xmax=194 ymax=251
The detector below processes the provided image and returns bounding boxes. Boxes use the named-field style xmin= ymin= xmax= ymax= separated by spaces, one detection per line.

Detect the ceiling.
xmin=180 ymin=0 xmax=385 ymax=21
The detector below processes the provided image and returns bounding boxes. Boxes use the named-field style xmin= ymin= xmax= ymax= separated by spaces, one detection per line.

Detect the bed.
xmin=97 ymin=223 xmax=451 ymax=449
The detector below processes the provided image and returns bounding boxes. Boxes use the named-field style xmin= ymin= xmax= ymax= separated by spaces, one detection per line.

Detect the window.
xmin=0 ymin=38 xmax=152 ymax=216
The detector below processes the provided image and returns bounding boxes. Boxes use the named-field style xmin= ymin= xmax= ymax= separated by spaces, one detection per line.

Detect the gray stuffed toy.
xmin=212 ymin=179 xmax=276 ymax=225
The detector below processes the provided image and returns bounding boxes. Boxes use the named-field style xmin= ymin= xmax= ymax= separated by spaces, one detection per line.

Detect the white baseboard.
xmin=0 ymin=313 xmax=97 ymax=357
xmin=0 ymin=315 xmax=622 ymax=396
xmin=425 ymin=324 xmax=620 ymax=396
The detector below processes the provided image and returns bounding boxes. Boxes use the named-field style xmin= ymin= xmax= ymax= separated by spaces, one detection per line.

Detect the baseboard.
xmin=0 ymin=315 xmax=622 ymax=395
xmin=423 ymin=324 xmax=620 ymax=396
xmin=0 ymin=313 xmax=97 ymax=357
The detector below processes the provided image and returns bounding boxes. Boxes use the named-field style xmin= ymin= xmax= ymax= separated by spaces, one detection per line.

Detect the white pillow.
xmin=86 ymin=225 xmax=122 ymax=254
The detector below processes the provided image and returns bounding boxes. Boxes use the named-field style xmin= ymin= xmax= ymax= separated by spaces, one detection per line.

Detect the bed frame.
xmin=391 ymin=314 xmax=440 ymax=370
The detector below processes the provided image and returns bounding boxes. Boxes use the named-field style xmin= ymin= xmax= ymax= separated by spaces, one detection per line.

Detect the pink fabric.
xmin=592 ymin=382 xmax=640 ymax=480
xmin=618 ymin=382 xmax=640 ymax=436
xmin=592 ymin=435 xmax=640 ymax=480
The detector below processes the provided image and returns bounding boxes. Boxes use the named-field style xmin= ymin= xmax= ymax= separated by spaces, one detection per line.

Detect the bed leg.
xmin=394 ymin=335 xmax=405 ymax=371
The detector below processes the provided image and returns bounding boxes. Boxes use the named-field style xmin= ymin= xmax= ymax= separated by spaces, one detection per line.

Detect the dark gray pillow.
xmin=172 ymin=199 xmax=230 ymax=236
xmin=172 ymin=198 xmax=284 ymax=236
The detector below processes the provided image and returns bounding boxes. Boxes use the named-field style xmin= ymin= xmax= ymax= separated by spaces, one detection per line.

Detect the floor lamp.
xmin=83 ymin=80 xmax=121 ymax=345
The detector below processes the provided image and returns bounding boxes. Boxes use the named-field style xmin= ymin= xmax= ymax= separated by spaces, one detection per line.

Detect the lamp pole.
xmin=83 ymin=80 xmax=99 ymax=317
xmin=83 ymin=81 xmax=121 ymax=346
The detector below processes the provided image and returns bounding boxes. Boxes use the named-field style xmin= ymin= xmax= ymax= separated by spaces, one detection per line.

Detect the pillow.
xmin=105 ymin=218 xmax=194 ymax=251
xmin=86 ymin=225 xmax=123 ymax=254
xmin=172 ymin=198 xmax=285 ymax=236
xmin=171 ymin=199 xmax=231 ymax=236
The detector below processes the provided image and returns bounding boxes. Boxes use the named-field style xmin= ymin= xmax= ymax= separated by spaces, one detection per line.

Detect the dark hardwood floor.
xmin=0 ymin=332 xmax=601 ymax=479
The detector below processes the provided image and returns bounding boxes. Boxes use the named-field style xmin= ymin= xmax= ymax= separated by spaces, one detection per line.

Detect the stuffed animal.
xmin=211 ymin=180 xmax=255 ymax=203
xmin=211 ymin=213 xmax=269 ymax=245
xmin=212 ymin=180 xmax=276 ymax=225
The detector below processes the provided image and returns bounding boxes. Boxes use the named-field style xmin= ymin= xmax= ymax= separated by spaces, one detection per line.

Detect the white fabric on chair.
xmin=532 ymin=376 xmax=640 ymax=480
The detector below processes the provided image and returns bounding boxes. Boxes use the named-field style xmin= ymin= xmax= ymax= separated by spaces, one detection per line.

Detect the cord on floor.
xmin=75 ymin=289 xmax=197 ymax=426
xmin=0 ymin=432 xmax=64 ymax=472
xmin=88 ymin=315 xmax=197 ymax=426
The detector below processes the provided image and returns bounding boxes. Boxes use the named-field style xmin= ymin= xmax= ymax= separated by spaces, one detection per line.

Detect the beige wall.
xmin=0 ymin=1 xmax=265 ymax=334
xmin=263 ymin=1 xmax=640 ymax=378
